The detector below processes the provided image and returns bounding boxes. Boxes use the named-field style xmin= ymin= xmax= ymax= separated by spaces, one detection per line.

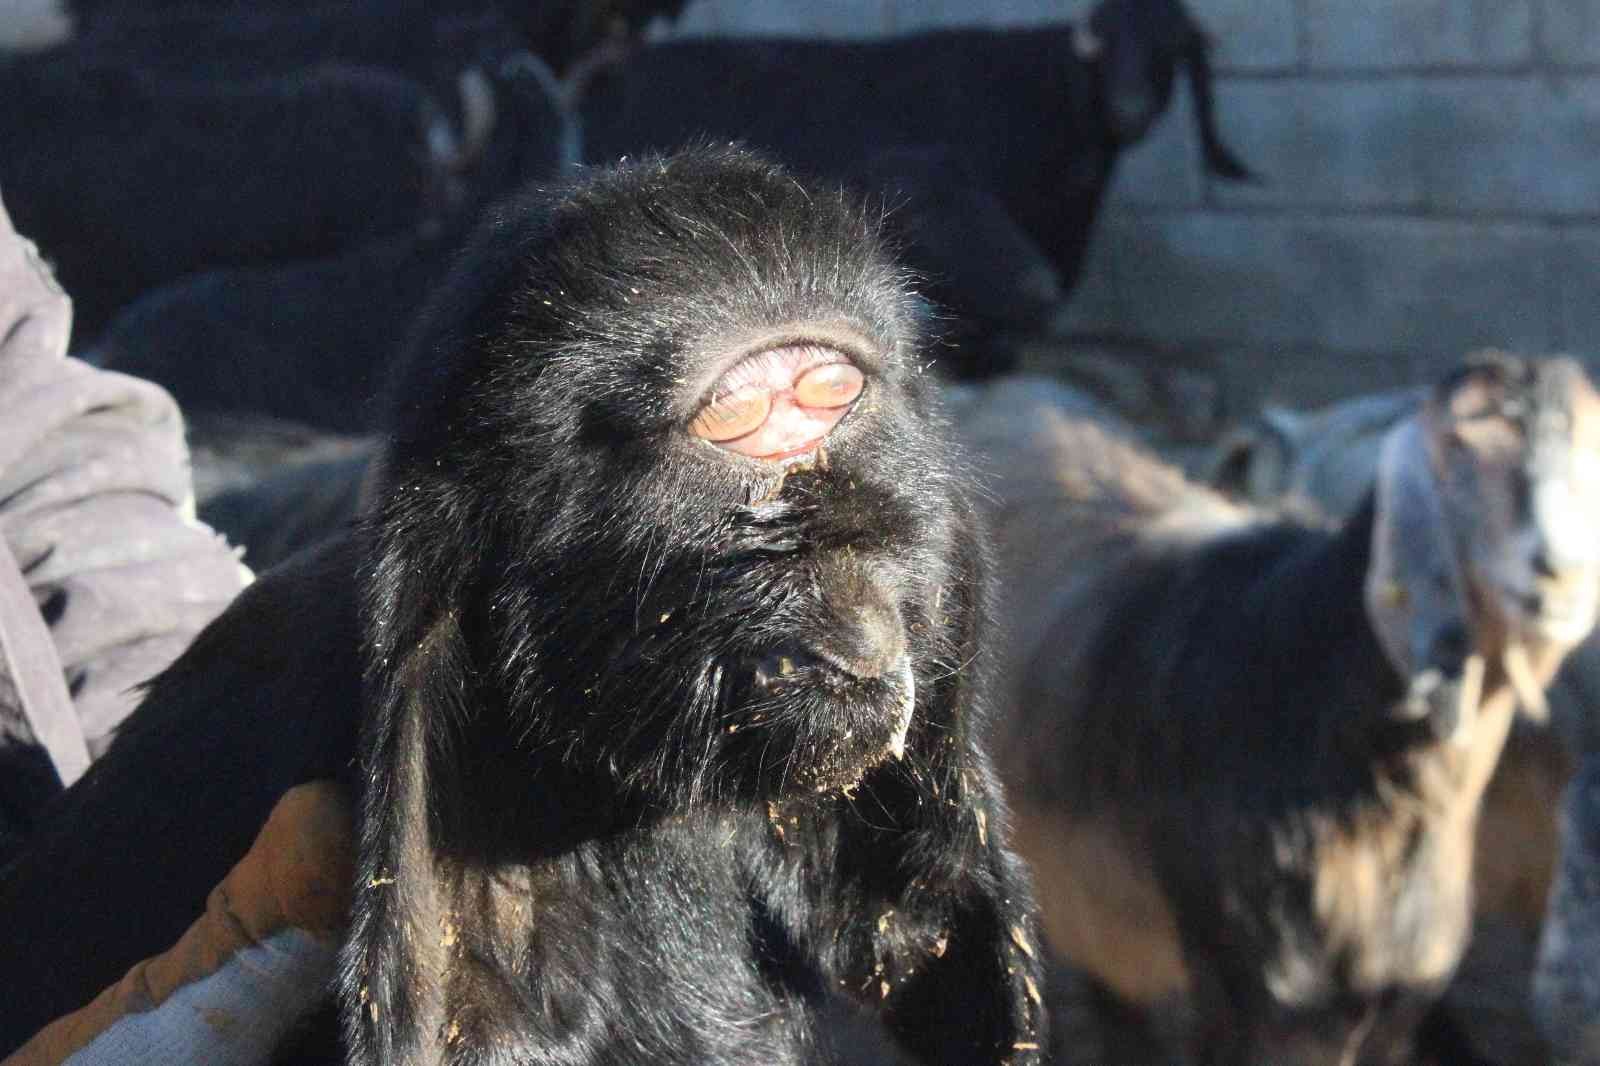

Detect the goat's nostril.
xmin=1533 ymin=547 xmax=1559 ymax=579
xmin=754 ymin=606 xmax=907 ymax=687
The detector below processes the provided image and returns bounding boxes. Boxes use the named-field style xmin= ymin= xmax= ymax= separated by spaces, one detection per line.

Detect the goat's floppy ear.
xmin=340 ymin=516 xmax=475 ymax=1065
xmin=1181 ymin=34 xmax=1256 ymax=181
xmin=1365 ymin=418 xmax=1481 ymax=741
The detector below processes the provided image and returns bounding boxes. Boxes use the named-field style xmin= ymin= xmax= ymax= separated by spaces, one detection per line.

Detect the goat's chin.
xmin=1491 ymin=577 xmax=1600 ymax=647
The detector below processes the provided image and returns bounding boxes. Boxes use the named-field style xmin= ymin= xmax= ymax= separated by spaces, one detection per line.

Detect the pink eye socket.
xmin=793 ymin=362 xmax=864 ymax=409
xmin=689 ymin=388 xmax=773 ymax=442
xmin=687 ymin=346 xmax=866 ymax=458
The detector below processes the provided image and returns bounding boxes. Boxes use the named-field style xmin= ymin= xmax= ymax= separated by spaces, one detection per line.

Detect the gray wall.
xmin=659 ymin=0 xmax=1600 ymax=412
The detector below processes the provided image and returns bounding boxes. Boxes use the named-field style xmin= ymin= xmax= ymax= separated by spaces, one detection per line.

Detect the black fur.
xmin=340 ymin=146 xmax=1044 ymax=1065
xmin=67 ymin=0 xmax=687 ymax=79
xmin=89 ymin=53 xmax=566 ymax=432
xmin=0 ymin=58 xmax=454 ymax=342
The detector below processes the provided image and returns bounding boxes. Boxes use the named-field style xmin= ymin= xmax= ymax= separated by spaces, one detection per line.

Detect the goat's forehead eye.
xmin=690 ymin=389 xmax=772 ymax=443
xmin=794 ymin=363 xmax=864 ymax=409
xmin=685 ymin=344 xmax=865 ymax=459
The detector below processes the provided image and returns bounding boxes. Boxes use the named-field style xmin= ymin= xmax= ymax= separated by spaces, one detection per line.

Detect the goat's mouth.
xmin=729 ymin=643 xmax=917 ymax=795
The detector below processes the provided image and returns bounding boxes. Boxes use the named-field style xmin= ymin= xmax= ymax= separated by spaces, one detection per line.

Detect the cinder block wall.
xmin=659 ymin=0 xmax=1600 ymax=412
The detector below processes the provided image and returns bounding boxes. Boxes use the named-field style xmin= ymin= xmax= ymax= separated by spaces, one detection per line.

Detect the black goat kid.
xmin=971 ymin=357 xmax=1600 ymax=1065
xmin=340 ymin=145 xmax=1045 ymax=1064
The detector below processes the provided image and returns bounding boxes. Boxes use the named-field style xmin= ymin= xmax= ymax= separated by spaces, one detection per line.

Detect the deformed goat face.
xmin=369 ymin=146 xmax=972 ymax=809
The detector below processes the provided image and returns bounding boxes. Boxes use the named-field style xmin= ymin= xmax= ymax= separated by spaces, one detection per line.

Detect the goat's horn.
xmin=453 ymin=68 xmax=498 ymax=172
xmin=1071 ymin=20 xmax=1103 ymax=61
xmin=1182 ymin=39 xmax=1257 ymax=182
xmin=1503 ymin=642 xmax=1550 ymax=722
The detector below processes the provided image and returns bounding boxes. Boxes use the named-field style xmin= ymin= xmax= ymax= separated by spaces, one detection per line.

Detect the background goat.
xmin=1209 ymin=378 xmax=1600 ymax=1061
xmin=968 ymin=356 xmax=1600 ymax=1064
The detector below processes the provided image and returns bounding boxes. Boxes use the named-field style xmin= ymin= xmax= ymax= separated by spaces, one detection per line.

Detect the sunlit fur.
xmin=340 ymin=146 xmax=1045 ymax=1066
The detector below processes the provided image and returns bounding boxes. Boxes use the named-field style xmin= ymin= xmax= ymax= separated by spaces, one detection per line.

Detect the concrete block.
xmin=1303 ymin=0 xmax=1533 ymax=70
xmin=1217 ymin=345 xmax=1419 ymax=412
xmin=1208 ymin=80 xmax=1427 ymax=210
xmin=887 ymin=0 xmax=1090 ymax=34
xmin=1552 ymin=226 xmax=1600 ymax=357
xmin=666 ymin=0 xmax=890 ymax=39
xmin=1188 ymin=0 xmax=1298 ymax=72
xmin=1057 ymin=212 xmax=1560 ymax=359
xmin=1203 ymin=75 xmax=1600 ymax=216
xmin=661 ymin=0 xmax=729 ymax=38
xmin=1543 ymin=0 xmax=1600 ymax=66
xmin=0 ymin=0 xmax=72 ymax=50
xmin=1108 ymin=78 xmax=1205 ymax=209
xmin=1414 ymin=77 xmax=1600 ymax=216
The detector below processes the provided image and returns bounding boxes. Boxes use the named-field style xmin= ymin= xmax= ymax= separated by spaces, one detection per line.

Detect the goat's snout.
xmin=1530 ymin=478 xmax=1600 ymax=576
xmin=1491 ymin=478 xmax=1600 ymax=643
xmin=748 ymin=580 xmax=918 ymax=768
xmin=818 ymin=599 xmax=908 ymax=682
xmin=749 ymin=602 xmax=907 ymax=689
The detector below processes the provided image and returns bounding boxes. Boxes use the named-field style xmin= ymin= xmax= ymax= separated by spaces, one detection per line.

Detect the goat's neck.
xmin=1401 ymin=643 xmax=1562 ymax=812
xmin=986 ymin=31 xmax=1115 ymax=289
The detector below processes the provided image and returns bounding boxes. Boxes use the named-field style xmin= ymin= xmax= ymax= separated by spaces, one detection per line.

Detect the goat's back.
xmin=962 ymin=376 xmax=1251 ymax=693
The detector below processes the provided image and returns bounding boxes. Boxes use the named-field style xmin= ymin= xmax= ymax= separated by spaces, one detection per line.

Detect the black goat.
xmin=969 ymin=358 xmax=1600 ymax=1065
xmin=91 ymin=232 xmax=452 ymax=433
xmin=89 ymin=49 xmax=567 ymax=435
xmin=0 ymin=59 xmax=465 ymax=341
xmin=61 ymin=1 xmax=520 ymax=97
xmin=579 ymin=0 xmax=1252 ymax=377
xmin=65 ymin=0 xmax=687 ymax=76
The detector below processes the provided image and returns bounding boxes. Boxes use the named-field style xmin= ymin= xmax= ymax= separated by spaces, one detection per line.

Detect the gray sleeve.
xmin=0 ymin=193 xmax=251 ymax=781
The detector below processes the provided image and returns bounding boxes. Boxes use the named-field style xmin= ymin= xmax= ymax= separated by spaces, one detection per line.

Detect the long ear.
xmin=1364 ymin=418 xmax=1479 ymax=739
xmin=340 ymin=522 xmax=474 ymax=1066
xmin=1182 ymin=35 xmax=1257 ymax=181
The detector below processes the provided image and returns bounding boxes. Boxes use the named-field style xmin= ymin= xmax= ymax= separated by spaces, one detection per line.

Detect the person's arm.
xmin=0 ymin=193 xmax=250 ymax=796
xmin=2 ymin=782 xmax=354 ymax=1066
